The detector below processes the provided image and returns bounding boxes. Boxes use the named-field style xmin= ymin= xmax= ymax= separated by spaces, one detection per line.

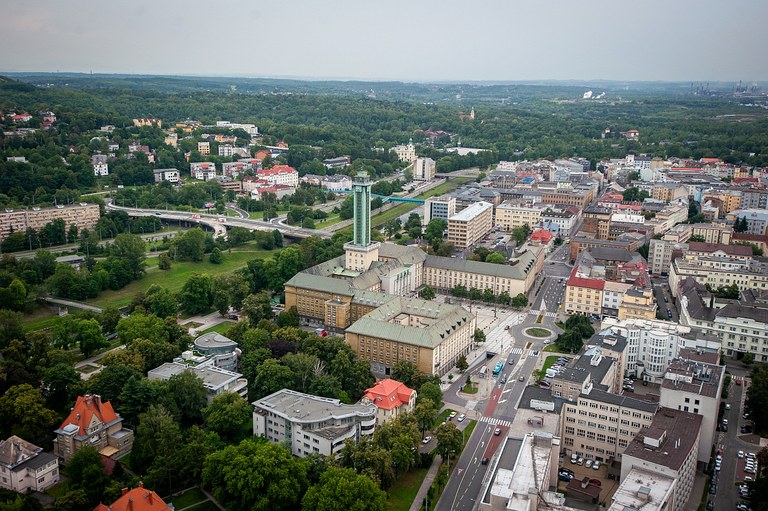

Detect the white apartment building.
xmin=413 ymin=157 xmax=436 ymax=181
xmin=252 ymin=389 xmax=376 ymax=458
xmin=153 ymin=168 xmax=180 ymax=183
xmin=322 ymin=174 xmax=353 ymax=192
xmin=423 ymin=195 xmax=456 ymax=226
xmin=649 ymin=239 xmax=688 ymax=276
xmin=659 ymin=351 xmax=724 ymax=464
xmin=447 ymin=201 xmax=493 ymax=248
xmin=93 ymin=162 xmax=109 ymax=176
xmin=620 ymin=408 xmax=701 ymax=511
xmin=494 ymin=202 xmax=543 ymax=231
xmin=148 ymin=362 xmax=247 ymax=404
xmin=215 ymin=120 xmax=259 ymax=135
xmin=190 ymin=162 xmax=217 ymax=180
xmin=669 ymin=253 xmax=768 ymax=296
xmin=256 ymin=165 xmax=299 ymax=187
xmin=540 ymin=209 xmax=577 ymax=237
xmin=218 ymin=144 xmax=235 ymax=157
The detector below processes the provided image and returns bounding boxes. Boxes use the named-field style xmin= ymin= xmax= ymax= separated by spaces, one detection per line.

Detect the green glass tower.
xmin=344 ymin=171 xmax=380 ymax=272
xmin=352 ymin=171 xmax=372 ymax=247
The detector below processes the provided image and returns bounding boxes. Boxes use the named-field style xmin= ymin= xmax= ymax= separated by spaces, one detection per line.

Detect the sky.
xmin=2 ymin=0 xmax=767 ymax=83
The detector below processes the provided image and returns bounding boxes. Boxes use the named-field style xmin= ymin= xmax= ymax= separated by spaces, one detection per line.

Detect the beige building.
xmin=669 ymin=251 xmax=768 ymax=297
xmin=413 ymin=157 xmax=436 ymax=181
xmin=423 ymin=195 xmax=456 ymax=226
xmin=617 ymin=288 xmax=657 ymax=320
xmin=651 ymin=183 xmax=688 ymax=203
xmin=690 ymin=223 xmax=733 ymax=244
xmin=392 ymin=141 xmax=416 ymax=163
xmin=0 ymin=436 xmax=59 ymax=493
xmin=494 ymin=201 xmax=543 ymax=231
xmin=53 ymin=395 xmax=133 ymax=464
xmin=447 ymin=200 xmax=493 ymax=248
xmin=197 ymin=141 xmax=210 ymax=155
xmin=346 ymin=296 xmax=475 ymax=377
xmin=0 ymin=203 xmax=100 ymax=241
xmin=132 ymin=118 xmax=161 ymax=127
xmin=361 ymin=379 xmax=416 ymax=426
xmin=620 ymin=408 xmax=701 ymax=511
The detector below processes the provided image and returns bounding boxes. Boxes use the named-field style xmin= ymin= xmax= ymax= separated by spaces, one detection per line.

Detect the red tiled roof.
xmin=530 ymin=229 xmax=554 ymax=243
xmin=58 ymin=395 xmax=118 ymax=436
xmin=363 ymin=379 xmax=415 ymax=411
xmin=567 ymin=267 xmax=605 ymax=291
xmin=699 ymin=157 xmax=721 ymax=163
xmin=258 ymin=165 xmax=297 ymax=176
xmin=94 ymin=484 xmax=171 ymax=511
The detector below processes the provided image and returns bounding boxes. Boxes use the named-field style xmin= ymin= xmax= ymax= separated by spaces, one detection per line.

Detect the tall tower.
xmin=344 ymin=172 xmax=380 ymax=272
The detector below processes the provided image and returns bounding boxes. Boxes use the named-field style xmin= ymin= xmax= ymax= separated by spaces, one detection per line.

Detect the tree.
xmin=66 ymin=446 xmax=109 ymax=506
xmin=97 ymin=306 xmax=121 ymax=333
xmin=88 ymin=364 xmax=142 ymax=404
xmin=166 ymin=370 xmax=207 ymax=425
xmin=126 ymin=337 xmax=180 ymax=373
xmin=511 ymin=224 xmax=531 ymax=245
xmin=417 ymin=382 xmax=443 ymax=410
xmin=241 ymin=292 xmax=274 ymax=325
xmin=250 ymin=358 xmax=295 ymax=400
xmin=0 ymin=310 xmax=24 ymax=350
xmin=473 ymin=328 xmax=486 ymax=344
xmin=744 ymin=352 xmax=755 ymax=365
xmin=179 ymin=273 xmax=213 ymax=314
xmin=203 ymin=439 xmax=309 ymax=511
xmin=202 ymin=392 xmax=252 ymax=442
xmin=143 ymin=285 xmax=178 ymax=319
xmin=420 ymin=286 xmax=436 ymax=300
xmin=116 ymin=312 xmax=169 ymax=345
xmin=424 ymin=219 xmax=447 ymax=242
xmin=511 ymin=293 xmax=528 ymax=308
xmin=109 ymin=233 xmax=147 ymax=280
xmin=456 ymin=355 xmax=468 ymax=373
xmin=622 ymin=187 xmax=649 ymax=202
xmin=413 ymin=401 xmax=437 ymax=437
xmin=209 ymin=247 xmax=223 ymax=264
xmin=43 ymin=363 xmax=81 ymax=412
xmin=486 ymin=252 xmax=506 ymax=264
xmin=746 ymin=365 xmax=768 ymax=434
xmin=75 ymin=318 xmax=108 ymax=358
xmin=131 ymin=404 xmax=183 ymax=490
xmin=435 ymin=422 xmax=462 ymax=464
xmin=0 ymin=384 xmax=58 ymax=445
xmin=213 ymin=274 xmax=250 ymax=316
xmin=171 ymin=227 xmax=207 ymax=262
xmin=302 ymin=467 xmax=387 ymax=511
xmin=158 ymin=252 xmax=172 ymax=270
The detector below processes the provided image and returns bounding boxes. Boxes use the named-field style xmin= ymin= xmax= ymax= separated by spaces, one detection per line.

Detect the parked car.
xmin=560 ymin=468 xmax=574 ymax=476
xmin=585 ymin=459 xmax=593 ymax=468
xmin=571 ymin=454 xmax=578 ymax=464
xmin=706 ymin=501 xmax=713 ymax=511
xmin=577 ymin=457 xmax=584 ymax=465
xmin=449 ymin=411 xmax=457 ymax=419
xmin=709 ymin=484 xmax=717 ymax=495
xmin=559 ymin=474 xmax=572 ymax=482
xmin=457 ymin=414 xmax=466 ymax=422
xmin=593 ymin=460 xmax=601 ymax=470
xmin=422 ymin=436 xmax=432 ymax=444
xmin=589 ymin=478 xmax=601 ymax=487
xmin=519 ymin=376 xmax=525 ymax=382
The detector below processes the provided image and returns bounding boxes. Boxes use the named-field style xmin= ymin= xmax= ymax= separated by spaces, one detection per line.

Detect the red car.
xmin=589 ymin=479 xmax=602 ymax=487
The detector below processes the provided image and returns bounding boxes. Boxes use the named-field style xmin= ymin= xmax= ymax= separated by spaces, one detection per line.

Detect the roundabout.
xmin=525 ymin=327 xmax=552 ymax=338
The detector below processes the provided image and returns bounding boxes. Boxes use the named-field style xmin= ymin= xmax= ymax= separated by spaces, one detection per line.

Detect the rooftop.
xmin=449 ymin=201 xmax=493 ymax=222
xmin=623 ymin=407 xmax=702 ymax=471
xmin=56 ymin=395 xmax=120 ymax=437
xmin=253 ymin=389 xmax=376 ymax=424
xmin=194 ymin=332 xmax=238 ymax=351
xmin=607 ymin=467 xmax=675 ymax=511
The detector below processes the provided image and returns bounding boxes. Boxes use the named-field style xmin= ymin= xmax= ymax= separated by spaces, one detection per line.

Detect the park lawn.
xmin=433 ymin=408 xmax=455 ymax=428
xmin=315 ymin=213 xmax=343 ymax=229
xmin=170 ymin=487 xmax=209 ymax=509
xmin=386 ymin=467 xmax=429 ymax=511
xmin=544 ymin=344 xmax=565 ymax=353
xmin=88 ymin=248 xmax=278 ymax=309
xmin=416 ymin=177 xmax=471 ymax=200
xmin=541 ymin=355 xmax=560 ymax=373
xmin=21 ymin=305 xmax=59 ymax=332
xmin=525 ymin=327 xmax=551 ymax=338
xmin=199 ymin=321 xmax=235 ymax=335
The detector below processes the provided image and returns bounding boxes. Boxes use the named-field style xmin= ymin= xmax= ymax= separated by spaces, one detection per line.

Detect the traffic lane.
xmin=713 ymin=382 xmax=749 ymax=508
xmin=483 ymin=425 xmax=509 ymax=459
xmin=483 ymin=386 xmax=502 ymax=416
xmin=436 ymin=423 xmax=491 ymax=511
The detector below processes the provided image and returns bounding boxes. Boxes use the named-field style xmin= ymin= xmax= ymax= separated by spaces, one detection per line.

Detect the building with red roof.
xmin=257 ymin=165 xmax=299 ymax=187
xmin=530 ymin=229 xmax=554 ymax=245
xmin=361 ymin=379 xmax=417 ymax=425
xmin=94 ymin=483 xmax=171 ymax=511
xmin=53 ymin=395 xmax=133 ymax=463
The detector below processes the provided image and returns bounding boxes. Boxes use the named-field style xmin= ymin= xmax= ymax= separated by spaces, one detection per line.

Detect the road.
xmin=435 ymin=245 xmax=572 ymax=510
xmin=43 ymin=297 xmax=104 ymax=313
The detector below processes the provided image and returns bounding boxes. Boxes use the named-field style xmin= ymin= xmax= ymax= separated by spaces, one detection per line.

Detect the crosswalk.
xmin=528 ymin=310 xmax=558 ymax=318
xmin=529 ymin=351 xmax=539 ymax=358
xmin=479 ymin=416 xmax=513 ymax=428
xmin=509 ymin=347 xmax=523 ymax=355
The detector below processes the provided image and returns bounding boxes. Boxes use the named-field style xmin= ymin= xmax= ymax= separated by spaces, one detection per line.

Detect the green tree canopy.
xmin=302 ymin=467 xmax=387 ymax=511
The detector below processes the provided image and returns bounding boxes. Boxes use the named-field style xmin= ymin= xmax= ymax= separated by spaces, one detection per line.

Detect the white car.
xmin=457 ymin=414 xmax=466 ymax=422
xmin=738 ymin=450 xmax=745 ymax=458
xmin=422 ymin=436 xmax=432 ymax=445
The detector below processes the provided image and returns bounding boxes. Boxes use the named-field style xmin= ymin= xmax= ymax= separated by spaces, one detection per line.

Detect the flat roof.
xmin=253 ymin=389 xmax=376 ymax=424
xmin=449 ymin=201 xmax=493 ymax=222
xmin=608 ymin=467 xmax=674 ymax=511
xmin=622 ymin=407 xmax=702 ymax=471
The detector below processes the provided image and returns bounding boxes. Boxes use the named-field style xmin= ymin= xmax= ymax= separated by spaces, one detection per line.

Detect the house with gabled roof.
xmin=53 ymin=395 xmax=133 ymax=464
xmin=0 ymin=436 xmax=59 ymax=493
xmin=361 ymin=379 xmax=416 ymax=425
xmin=94 ymin=483 xmax=172 ymax=511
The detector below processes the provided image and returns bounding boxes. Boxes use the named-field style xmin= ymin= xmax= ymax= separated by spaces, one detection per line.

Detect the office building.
xmin=447 ymin=201 xmax=493 ymax=248
xmin=148 ymin=361 xmax=247 ymax=403
xmin=413 ymin=157 xmax=436 ymax=181
xmin=423 ymin=195 xmax=456 ymax=226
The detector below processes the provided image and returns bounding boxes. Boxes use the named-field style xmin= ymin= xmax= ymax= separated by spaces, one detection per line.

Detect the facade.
xmin=53 ymin=395 xmax=133 ymax=464
xmin=620 ymin=408 xmax=701 ymax=511
xmin=361 ymin=379 xmax=417 ymax=425
xmin=0 ymin=436 xmax=59 ymax=493
xmin=94 ymin=483 xmax=172 ymax=511
xmin=392 ymin=141 xmax=416 ymax=163
xmin=422 ymin=195 xmax=456 ymax=226
xmin=345 ymin=297 xmax=475 ymax=376
xmin=560 ymin=390 xmax=657 ymax=463
xmin=132 ymin=118 xmax=161 ymax=128
xmin=617 ymin=288 xmax=657 ymax=321
xmin=413 ymin=157 xmax=436 ymax=181
xmin=93 ymin=162 xmax=109 ymax=176
xmin=0 ymin=203 xmax=100 ymax=242
xmin=447 ymin=201 xmax=493 ymax=248
xmin=190 ymin=162 xmax=217 ymax=180
xmin=564 ymin=271 xmax=604 ymax=316
xmin=540 ymin=209 xmax=577 ymax=237
xmin=153 ymin=168 xmax=180 ymax=183
xmin=344 ymin=172 xmax=381 ymax=272
xmin=669 ymin=251 xmax=768 ymax=296
xmin=494 ymin=202 xmax=543 ymax=231
xmin=322 ymin=156 xmax=351 ymax=169
xmin=193 ymin=332 xmax=239 ymax=372
xmin=659 ymin=350 xmax=724 ymax=464
xmin=541 ymin=189 xmax=592 ymax=209
xmin=727 ymin=209 xmax=768 ymax=235
xmin=148 ymin=362 xmax=247 ymax=403
xmin=649 ymin=239 xmax=688 ymax=275
xmin=197 ymin=141 xmax=210 ymax=155
xmin=322 ymin=174 xmax=352 ymax=192
xmin=252 ymin=389 xmax=376 ymax=458
xmin=256 ymin=165 xmax=299 ymax=187
xmin=690 ymin=223 xmax=733 ymax=244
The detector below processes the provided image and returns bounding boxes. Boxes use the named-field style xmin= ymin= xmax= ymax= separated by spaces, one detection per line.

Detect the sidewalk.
xmin=409 ymin=454 xmax=443 ymax=511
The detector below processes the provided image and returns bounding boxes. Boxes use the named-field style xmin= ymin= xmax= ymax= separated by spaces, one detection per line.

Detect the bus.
xmin=492 ymin=362 xmax=503 ymax=377
xmin=479 ymin=366 xmax=488 ymax=378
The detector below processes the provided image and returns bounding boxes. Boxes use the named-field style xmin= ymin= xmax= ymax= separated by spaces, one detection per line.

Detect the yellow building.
xmin=617 ymin=288 xmax=657 ymax=320
xmin=345 ymin=297 xmax=475 ymax=377
xmin=702 ymin=190 xmax=741 ymax=214
xmin=565 ymin=274 xmax=604 ymax=316
xmin=494 ymin=201 xmax=543 ymax=231
xmin=447 ymin=201 xmax=493 ymax=248
xmin=197 ymin=141 xmax=211 ymax=155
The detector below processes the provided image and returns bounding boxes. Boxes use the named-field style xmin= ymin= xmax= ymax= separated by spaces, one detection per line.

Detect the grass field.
xmin=21 ymin=305 xmax=60 ymax=332
xmin=544 ymin=344 xmax=565 ymax=353
xmin=542 ymin=355 xmax=560 ymax=373
xmin=315 ymin=213 xmax=344 ymax=228
xmin=199 ymin=321 xmax=235 ymax=335
xmin=433 ymin=408 xmax=455 ymax=428
xmin=386 ymin=467 xmax=429 ymax=511
xmin=170 ymin=487 xmax=209 ymax=509
xmin=525 ymin=327 xmax=552 ymax=338
xmin=462 ymin=420 xmax=477 ymax=447
xmin=88 ymin=248 xmax=278 ymax=309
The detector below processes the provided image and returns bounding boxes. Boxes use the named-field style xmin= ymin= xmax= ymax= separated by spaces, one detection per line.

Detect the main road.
xmin=436 ymin=246 xmax=571 ymax=511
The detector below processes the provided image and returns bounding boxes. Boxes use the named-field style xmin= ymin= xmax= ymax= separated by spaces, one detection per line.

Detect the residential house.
xmin=0 ymin=436 xmax=59 ymax=493
xmin=361 ymin=379 xmax=417 ymax=426
xmin=94 ymin=483 xmax=171 ymax=511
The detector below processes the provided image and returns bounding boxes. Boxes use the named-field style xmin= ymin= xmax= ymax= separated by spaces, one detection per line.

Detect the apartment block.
xmin=153 ymin=168 xmax=180 ymax=183
xmin=252 ymin=389 xmax=376 ymax=458
xmin=447 ymin=201 xmax=493 ymax=248
xmin=649 ymin=239 xmax=688 ymax=276
xmin=690 ymin=223 xmax=733 ymax=244
xmin=413 ymin=157 xmax=436 ymax=181
xmin=727 ymin=209 xmax=768 ymax=235
xmin=197 ymin=141 xmax=210 ymax=155
xmin=0 ymin=203 xmax=100 ymax=241
xmin=494 ymin=201 xmax=543 ymax=231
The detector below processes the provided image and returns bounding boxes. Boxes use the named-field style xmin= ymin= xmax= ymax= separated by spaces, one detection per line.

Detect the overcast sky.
xmin=2 ymin=0 xmax=767 ymax=82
